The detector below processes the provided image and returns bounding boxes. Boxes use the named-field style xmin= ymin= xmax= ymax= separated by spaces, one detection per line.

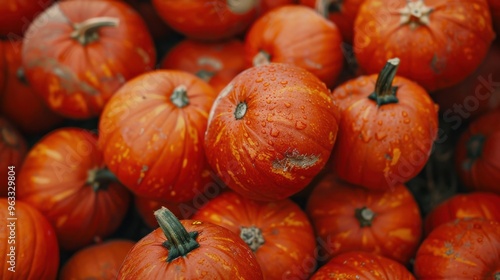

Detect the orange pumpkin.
xmin=0 ymin=117 xmax=27 ymax=197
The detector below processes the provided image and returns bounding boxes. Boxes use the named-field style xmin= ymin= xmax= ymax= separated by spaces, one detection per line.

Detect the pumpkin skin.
xmin=0 ymin=199 xmax=59 ymax=280
xmin=192 ymin=191 xmax=317 ymax=280
xmin=0 ymin=118 xmax=27 ymax=197
xmin=160 ymin=39 xmax=247 ymax=93
xmin=21 ymin=0 xmax=156 ymax=119
xmin=204 ymin=63 xmax=340 ymax=201
xmin=354 ymin=0 xmax=495 ymax=92
xmin=152 ymin=0 xmax=258 ymax=41
xmin=0 ymin=40 xmax=63 ymax=135
xmin=60 ymin=239 xmax=135 ymax=280
xmin=17 ymin=128 xmax=131 ymax=251
xmin=245 ymin=5 xmax=344 ymax=89
xmin=299 ymin=0 xmax=366 ymax=44
xmin=117 ymin=207 xmax=264 ymax=279
xmin=414 ymin=218 xmax=500 ymax=279
xmin=310 ymin=251 xmax=415 ymax=280
xmin=331 ymin=58 xmax=439 ymax=190
xmin=454 ymin=110 xmax=500 ymax=194
xmin=98 ymin=70 xmax=217 ymax=202
xmin=306 ymin=173 xmax=422 ymax=265
xmin=0 ymin=0 xmax=54 ymax=37
xmin=424 ymin=192 xmax=500 ymax=236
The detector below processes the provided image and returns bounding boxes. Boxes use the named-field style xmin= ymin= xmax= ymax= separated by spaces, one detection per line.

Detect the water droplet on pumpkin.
xmin=267 ymin=140 xmax=274 ymax=146
xmin=270 ymin=77 xmax=276 ymax=81
xmin=401 ymin=111 xmax=408 ymax=117
xmin=377 ymin=120 xmax=383 ymax=126
xmin=261 ymin=129 xmax=266 ymax=134
xmin=243 ymin=133 xmax=249 ymax=137
xmin=295 ymin=121 xmax=307 ymax=130
xmin=263 ymin=82 xmax=270 ymax=87
xmin=270 ymin=128 xmax=280 ymax=137
xmin=284 ymin=102 xmax=291 ymax=108
xmin=477 ymin=237 xmax=483 ymax=243
xmin=255 ymin=78 xmax=263 ymax=83
xmin=280 ymin=81 xmax=288 ymax=86
xmin=390 ymin=112 xmax=396 ymax=117
xmin=375 ymin=132 xmax=387 ymax=140
xmin=403 ymin=118 xmax=411 ymax=124
xmin=246 ymin=120 xmax=251 ymax=125
xmin=261 ymin=121 xmax=266 ymax=128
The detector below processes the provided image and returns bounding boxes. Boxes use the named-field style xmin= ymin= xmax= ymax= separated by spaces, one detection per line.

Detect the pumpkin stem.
xmin=466 ymin=134 xmax=485 ymax=160
xmin=16 ymin=67 xmax=29 ymax=85
xmin=234 ymin=101 xmax=248 ymax=120
xmin=355 ymin=207 xmax=376 ymax=227
xmin=154 ymin=207 xmax=200 ymax=262
xmin=315 ymin=0 xmax=342 ymax=18
xmin=494 ymin=272 xmax=500 ymax=280
xmin=87 ymin=168 xmax=118 ymax=191
xmin=369 ymin=58 xmax=400 ymax=106
xmin=195 ymin=69 xmax=216 ymax=82
xmin=226 ymin=0 xmax=257 ymax=14
xmin=399 ymin=0 xmax=433 ymax=30
xmin=171 ymin=85 xmax=189 ymax=108
xmin=70 ymin=17 xmax=120 ymax=46
xmin=252 ymin=51 xmax=271 ymax=66
xmin=240 ymin=226 xmax=265 ymax=252
xmin=1 ymin=126 xmax=19 ymax=148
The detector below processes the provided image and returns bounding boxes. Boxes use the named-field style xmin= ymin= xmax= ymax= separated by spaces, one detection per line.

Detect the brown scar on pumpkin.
xmin=272 ymin=149 xmax=320 ymax=172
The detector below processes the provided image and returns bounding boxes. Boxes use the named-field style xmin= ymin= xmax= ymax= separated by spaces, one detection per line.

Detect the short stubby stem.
xmin=399 ymin=0 xmax=433 ymax=30
xmin=171 ymin=85 xmax=189 ymax=108
xmin=355 ymin=206 xmax=376 ymax=227
xmin=253 ymin=51 xmax=271 ymax=67
xmin=87 ymin=168 xmax=118 ymax=191
xmin=240 ymin=226 xmax=265 ymax=252
xmin=234 ymin=101 xmax=248 ymax=120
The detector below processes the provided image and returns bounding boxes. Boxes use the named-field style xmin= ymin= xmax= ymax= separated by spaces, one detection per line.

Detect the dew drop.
xmin=261 ymin=121 xmax=266 ymax=128
xmin=477 ymin=237 xmax=483 ymax=243
xmin=375 ymin=132 xmax=387 ymax=140
xmin=270 ymin=128 xmax=280 ymax=137
xmin=261 ymin=129 xmax=266 ymax=134
xmin=255 ymin=77 xmax=263 ymax=83
xmin=243 ymin=133 xmax=249 ymax=137
xmin=284 ymin=102 xmax=291 ymax=108
xmin=401 ymin=111 xmax=408 ymax=117
xmin=403 ymin=118 xmax=411 ymax=124
xmin=246 ymin=120 xmax=251 ymax=125
xmin=295 ymin=121 xmax=307 ymax=130
xmin=263 ymin=82 xmax=270 ymax=87
xmin=280 ymin=80 xmax=288 ymax=86
xmin=360 ymin=131 xmax=372 ymax=142
xmin=377 ymin=120 xmax=383 ymax=125
xmin=266 ymin=99 xmax=271 ymax=104
xmin=267 ymin=140 xmax=273 ymax=146
xmin=270 ymin=77 xmax=276 ymax=81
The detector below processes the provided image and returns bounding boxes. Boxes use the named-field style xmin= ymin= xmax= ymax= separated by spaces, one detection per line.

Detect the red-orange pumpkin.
xmin=60 ymin=239 xmax=135 ymax=280
xmin=331 ymin=58 xmax=439 ymax=190
xmin=0 ymin=0 xmax=54 ymax=37
xmin=245 ymin=5 xmax=344 ymax=88
xmin=17 ymin=128 xmax=131 ymax=251
xmin=354 ymin=0 xmax=495 ymax=92
xmin=117 ymin=207 xmax=264 ymax=279
xmin=306 ymin=173 xmax=422 ymax=264
xmin=0 ymin=199 xmax=59 ymax=280
xmin=204 ymin=63 xmax=340 ymax=201
xmin=192 ymin=191 xmax=317 ymax=279
xmin=21 ymin=0 xmax=156 ymax=119
xmin=0 ymin=118 xmax=27 ymax=197
xmin=98 ymin=70 xmax=217 ymax=202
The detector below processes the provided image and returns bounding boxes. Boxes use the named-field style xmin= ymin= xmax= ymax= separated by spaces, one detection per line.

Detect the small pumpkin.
xmin=245 ymin=5 xmax=344 ymax=88
xmin=454 ymin=110 xmax=500 ymax=194
xmin=192 ymin=190 xmax=317 ymax=279
xmin=117 ymin=207 xmax=264 ymax=279
xmin=354 ymin=0 xmax=495 ymax=92
xmin=310 ymin=251 xmax=415 ymax=280
xmin=306 ymin=173 xmax=423 ymax=265
xmin=414 ymin=218 xmax=500 ymax=279
xmin=204 ymin=63 xmax=340 ymax=201
xmin=330 ymin=58 xmax=438 ymax=190
xmin=60 ymin=239 xmax=135 ymax=280
xmin=0 ymin=0 xmax=54 ymax=37
xmin=0 ymin=117 xmax=27 ymax=197
xmin=17 ymin=127 xmax=131 ymax=251
xmin=424 ymin=192 xmax=500 ymax=236
xmin=21 ymin=0 xmax=156 ymax=119
xmin=0 ymin=199 xmax=59 ymax=280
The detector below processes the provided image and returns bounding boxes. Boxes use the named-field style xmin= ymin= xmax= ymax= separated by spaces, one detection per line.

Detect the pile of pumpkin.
xmin=1 ymin=0 xmax=500 ymax=279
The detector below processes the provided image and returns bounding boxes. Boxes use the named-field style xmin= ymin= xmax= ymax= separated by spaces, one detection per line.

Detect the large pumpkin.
xmin=245 ymin=5 xmax=344 ymax=88
xmin=0 ymin=199 xmax=59 ymax=280
xmin=117 ymin=207 xmax=264 ymax=279
xmin=414 ymin=218 xmax=500 ymax=279
xmin=354 ymin=0 xmax=495 ymax=92
xmin=0 ymin=118 xmax=27 ymax=197
xmin=0 ymin=0 xmax=54 ymax=37
xmin=192 ymin=190 xmax=317 ymax=279
xmin=454 ymin=110 xmax=500 ymax=194
xmin=98 ymin=70 xmax=217 ymax=202
xmin=306 ymin=173 xmax=422 ymax=264
xmin=330 ymin=58 xmax=439 ymax=190
xmin=204 ymin=63 xmax=340 ymax=201
xmin=21 ymin=0 xmax=156 ymax=119
xmin=17 ymin=128 xmax=131 ymax=251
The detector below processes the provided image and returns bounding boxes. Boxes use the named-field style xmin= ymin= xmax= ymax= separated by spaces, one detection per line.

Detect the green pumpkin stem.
xmin=71 ymin=17 xmax=120 ymax=45
xmin=171 ymin=85 xmax=190 ymax=108
xmin=252 ymin=50 xmax=271 ymax=66
xmin=369 ymin=58 xmax=400 ymax=106
xmin=195 ymin=69 xmax=215 ymax=82
xmin=87 ymin=168 xmax=117 ymax=191
xmin=155 ymin=207 xmax=200 ymax=262
xmin=315 ymin=0 xmax=342 ymax=18
xmin=234 ymin=101 xmax=248 ymax=120
xmin=466 ymin=134 xmax=485 ymax=159
xmin=240 ymin=226 xmax=265 ymax=252
xmin=494 ymin=272 xmax=500 ymax=280
xmin=16 ymin=67 xmax=29 ymax=85
xmin=355 ymin=206 xmax=376 ymax=227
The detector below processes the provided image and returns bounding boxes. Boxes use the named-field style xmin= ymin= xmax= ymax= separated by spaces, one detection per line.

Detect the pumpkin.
xmin=299 ymin=0 xmax=366 ymax=44
xmin=414 ymin=218 xmax=500 ymax=279
xmin=454 ymin=110 xmax=500 ymax=194
xmin=0 ymin=39 xmax=63 ymax=135
xmin=98 ymin=70 xmax=217 ymax=202
xmin=160 ymin=39 xmax=247 ymax=93
xmin=306 ymin=173 xmax=422 ymax=265
xmin=204 ymin=63 xmax=340 ymax=201
xmin=0 ymin=199 xmax=59 ymax=280
xmin=432 ymin=40 xmax=500 ymax=123
xmin=21 ymin=0 xmax=156 ymax=119
xmin=330 ymin=58 xmax=438 ymax=190
xmin=245 ymin=5 xmax=344 ymax=89
xmin=192 ymin=190 xmax=317 ymax=279
xmin=0 ymin=0 xmax=54 ymax=37
xmin=17 ymin=127 xmax=131 ymax=251
xmin=354 ymin=0 xmax=495 ymax=92
xmin=424 ymin=192 xmax=500 ymax=236
xmin=60 ymin=239 xmax=135 ymax=280
xmin=0 ymin=117 xmax=27 ymax=197
xmin=135 ymin=195 xmax=197 ymax=229
xmin=117 ymin=207 xmax=264 ymax=279
xmin=152 ymin=0 xmax=258 ymax=41
xmin=309 ymin=251 xmax=415 ymax=280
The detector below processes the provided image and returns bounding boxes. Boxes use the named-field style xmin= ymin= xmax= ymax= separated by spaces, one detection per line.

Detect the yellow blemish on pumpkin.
xmin=182 ymin=158 xmax=188 ymax=168
xmin=192 ymin=221 xmax=202 ymax=225
xmin=209 ymin=214 xmax=221 ymax=223
xmin=51 ymin=188 xmax=75 ymax=202
xmin=390 ymin=148 xmax=401 ymax=166
xmin=44 ymin=149 xmax=63 ymax=161
xmin=275 ymin=243 xmax=288 ymax=252
xmin=31 ymin=177 xmax=50 ymax=184
xmin=85 ymin=71 xmax=98 ymax=85
xmin=283 ymin=212 xmax=305 ymax=226
xmin=388 ymin=228 xmax=414 ymax=242
xmin=101 ymin=64 xmax=112 ymax=77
